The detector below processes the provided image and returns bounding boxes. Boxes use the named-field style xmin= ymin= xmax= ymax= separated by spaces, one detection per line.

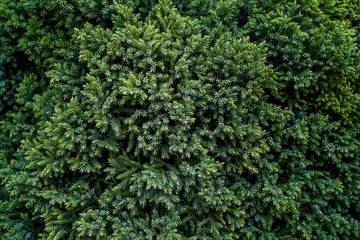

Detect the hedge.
xmin=1 ymin=0 xmax=360 ymax=239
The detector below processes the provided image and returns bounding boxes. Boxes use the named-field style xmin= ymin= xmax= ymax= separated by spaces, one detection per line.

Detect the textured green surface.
xmin=1 ymin=0 xmax=360 ymax=239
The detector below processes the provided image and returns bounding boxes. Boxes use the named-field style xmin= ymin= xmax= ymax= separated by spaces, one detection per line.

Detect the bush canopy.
xmin=1 ymin=0 xmax=360 ymax=239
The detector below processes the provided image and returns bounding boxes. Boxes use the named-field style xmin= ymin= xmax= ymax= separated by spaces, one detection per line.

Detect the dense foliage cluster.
xmin=1 ymin=0 xmax=360 ymax=239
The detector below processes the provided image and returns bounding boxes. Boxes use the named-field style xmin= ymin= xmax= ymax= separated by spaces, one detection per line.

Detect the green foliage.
xmin=1 ymin=0 xmax=360 ymax=239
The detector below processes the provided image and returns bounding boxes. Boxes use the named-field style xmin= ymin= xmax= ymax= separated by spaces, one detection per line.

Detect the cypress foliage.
xmin=1 ymin=0 xmax=360 ymax=239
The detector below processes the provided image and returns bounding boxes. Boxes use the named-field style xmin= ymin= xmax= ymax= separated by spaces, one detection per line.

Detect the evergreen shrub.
xmin=1 ymin=0 xmax=360 ymax=239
